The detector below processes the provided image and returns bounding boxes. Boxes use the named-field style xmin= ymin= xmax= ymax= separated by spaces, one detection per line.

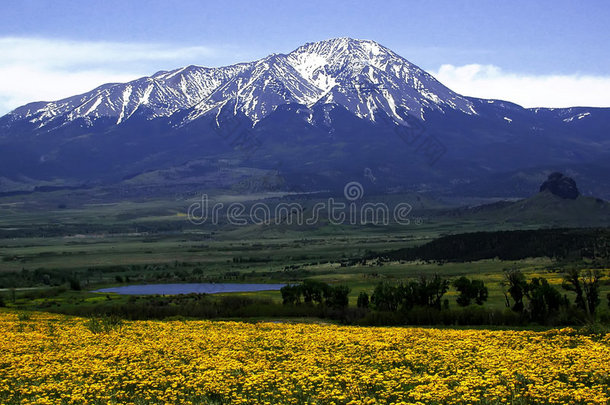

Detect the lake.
xmin=94 ymin=283 xmax=286 ymax=295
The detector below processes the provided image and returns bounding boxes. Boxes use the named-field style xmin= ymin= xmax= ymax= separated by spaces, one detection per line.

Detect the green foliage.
xmin=0 ymin=268 xmax=78 ymax=289
xmin=359 ymin=306 xmax=524 ymax=327
xmin=357 ymin=291 xmax=369 ymax=309
xmin=17 ymin=312 xmax=31 ymax=322
xmin=371 ymin=275 xmax=450 ymax=312
xmin=503 ymin=269 xmax=528 ymax=313
xmin=563 ymin=268 xmax=602 ymax=315
xmin=578 ymin=321 xmax=610 ymax=337
xmin=2 ymin=201 xmax=608 ymax=328
xmin=280 ymin=284 xmax=301 ymax=305
xmin=563 ymin=268 xmax=586 ymax=312
xmin=453 ymin=277 xmax=472 ymax=306
xmin=22 ymin=287 xmax=66 ymax=300
xmin=370 ymin=282 xmax=400 ymax=312
xmin=85 ymin=315 xmax=124 ymax=334
xmin=68 ymin=278 xmax=81 ymax=291
xmin=581 ymin=269 xmax=602 ymax=315
xmin=53 ymin=293 xmax=364 ymax=324
xmin=471 ymin=280 xmax=488 ymax=305
xmin=280 ymin=281 xmax=350 ymax=309
xmin=526 ymin=277 xmax=565 ymax=322
xmin=324 ymin=285 xmax=350 ymax=308
xmin=301 ymin=280 xmax=329 ymax=304
xmin=453 ymin=277 xmax=488 ymax=307
xmin=416 ymin=275 xmax=450 ymax=309
xmin=384 ymin=228 xmax=610 ymax=263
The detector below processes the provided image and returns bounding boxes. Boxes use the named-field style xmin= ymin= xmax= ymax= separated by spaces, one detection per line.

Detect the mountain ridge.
xmin=1 ymin=37 xmax=609 ymax=198
xmin=2 ymin=38 xmax=478 ymax=129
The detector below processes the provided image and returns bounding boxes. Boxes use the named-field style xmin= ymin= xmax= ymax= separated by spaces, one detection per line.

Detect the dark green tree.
xmin=453 ymin=277 xmax=488 ymax=307
xmin=563 ymin=268 xmax=602 ymax=315
xmin=526 ymin=277 xmax=564 ymax=322
xmin=562 ymin=268 xmax=586 ymax=312
xmin=471 ymin=280 xmax=489 ymax=305
xmin=419 ymin=274 xmax=450 ymax=309
xmin=397 ymin=281 xmax=417 ymax=310
xmin=357 ymin=291 xmax=369 ymax=308
xmin=280 ymin=284 xmax=301 ymax=305
xmin=325 ymin=285 xmax=351 ymax=308
xmin=69 ymin=277 xmax=81 ymax=291
xmin=581 ymin=269 xmax=601 ymax=315
xmin=301 ymin=280 xmax=329 ymax=305
xmin=453 ymin=277 xmax=473 ymax=306
xmin=371 ymin=282 xmax=400 ymax=311
xmin=503 ymin=269 xmax=528 ymax=313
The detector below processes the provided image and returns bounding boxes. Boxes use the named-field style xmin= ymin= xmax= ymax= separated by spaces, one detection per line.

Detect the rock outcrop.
xmin=539 ymin=172 xmax=580 ymax=199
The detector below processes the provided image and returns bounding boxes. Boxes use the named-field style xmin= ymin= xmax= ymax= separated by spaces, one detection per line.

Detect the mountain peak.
xmin=289 ymin=37 xmax=395 ymax=66
xmin=298 ymin=37 xmax=384 ymax=49
xmin=1 ymin=39 xmax=610 ymax=198
xmin=3 ymin=37 xmax=476 ymax=129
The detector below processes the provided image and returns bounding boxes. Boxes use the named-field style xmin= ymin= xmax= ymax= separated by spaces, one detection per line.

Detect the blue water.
xmin=94 ymin=283 xmax=286 ymax=295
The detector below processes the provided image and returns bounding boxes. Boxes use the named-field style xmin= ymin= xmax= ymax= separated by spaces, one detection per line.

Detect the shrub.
xmin=23 ymin=287 xmax=66 ymax=300
xmin=85 ymin=315 xmax=123 ymax=334
xmin=17 ymin=312 xmax=31 ymax=322
xmin=69 ymin=278 xmax=81 ymax=291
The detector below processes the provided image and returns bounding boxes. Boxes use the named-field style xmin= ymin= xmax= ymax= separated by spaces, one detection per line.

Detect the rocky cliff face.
xmin=539 ymin=172 xmax=580 ymax=199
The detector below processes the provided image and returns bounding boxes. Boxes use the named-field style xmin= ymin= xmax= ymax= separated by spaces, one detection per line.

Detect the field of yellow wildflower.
xmin=1 ymin=310 xmax=609 ymax=404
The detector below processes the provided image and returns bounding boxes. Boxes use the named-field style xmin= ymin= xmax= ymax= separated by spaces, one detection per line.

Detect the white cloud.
xmin=0 ymin=65 xmax=141 ymax=114
xmin=2 ymin=37 xmax=609 ymax=116
xmin=0 ymin=37 xmax=218 ymax=115
xmin=0 ymin=37 xmax=216 ymax=68
xmin=432 ymin=64 xmax=610 ymax=108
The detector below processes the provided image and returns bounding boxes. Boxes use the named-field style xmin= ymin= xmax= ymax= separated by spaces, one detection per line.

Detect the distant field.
xmin=1 ymin=190 xmax=608 ymax=323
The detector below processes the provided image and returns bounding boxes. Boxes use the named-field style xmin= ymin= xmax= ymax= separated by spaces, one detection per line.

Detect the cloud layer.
xmin=0 ymin=37 xmax=217 ymax=115
xmin=432 ymin=64 xmax=610 ymax=108
xmin=1 ymin=37 xmax=609 ymax=116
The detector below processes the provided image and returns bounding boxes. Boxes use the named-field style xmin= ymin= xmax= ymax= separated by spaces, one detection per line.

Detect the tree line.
xmin=6 ymin=269 xmax=607 ymax=327
xmin=278 ymin=268 xmax=608 ymax=326
xmin=280 ymin=280 xmax=350 ymax=308
xmin=381 ymin=228 xmax=610 ymax=262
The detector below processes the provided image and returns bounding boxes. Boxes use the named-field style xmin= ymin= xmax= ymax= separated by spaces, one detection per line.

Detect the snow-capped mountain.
xmin=1 ymin=38 xmax=609 ymax=197
xmin=7 ymin=63 xmax=251 ymax=130
xmin=4 ymin=38 xmax=477 ymax=131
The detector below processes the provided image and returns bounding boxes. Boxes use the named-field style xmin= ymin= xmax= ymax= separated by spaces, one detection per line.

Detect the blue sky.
xmin=1 ymin=0 xmax=609 ymax=114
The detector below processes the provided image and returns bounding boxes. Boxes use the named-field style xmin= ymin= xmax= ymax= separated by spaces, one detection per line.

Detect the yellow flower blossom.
xmin=0 ymin=311 xmax=608 ymax=404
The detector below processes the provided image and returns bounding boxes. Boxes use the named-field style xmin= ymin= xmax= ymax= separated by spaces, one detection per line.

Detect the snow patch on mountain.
xmin=4 ymin=38 xmax=484 ymax=131
xmin=563 ymin=112 xmax=591 ymax=122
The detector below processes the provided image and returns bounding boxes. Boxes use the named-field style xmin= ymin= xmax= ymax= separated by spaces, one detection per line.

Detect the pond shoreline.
xmin=93 ymin=283 xmax=286 ymax=295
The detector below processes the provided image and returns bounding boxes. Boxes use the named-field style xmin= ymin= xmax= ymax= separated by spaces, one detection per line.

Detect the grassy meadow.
xmin=0 ymin=189 xmax=608 ymax=321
